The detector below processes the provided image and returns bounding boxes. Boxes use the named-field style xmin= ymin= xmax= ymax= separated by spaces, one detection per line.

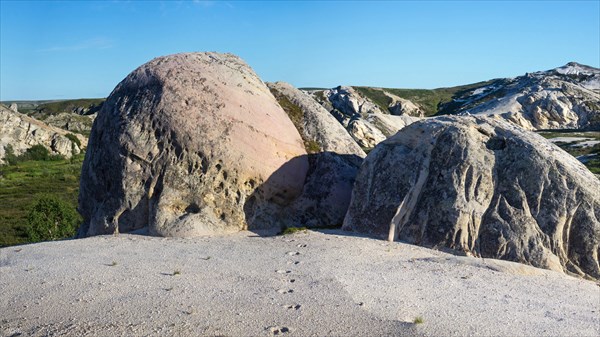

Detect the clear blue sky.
xmin=1 ymin=0 xmax=599 ymax=100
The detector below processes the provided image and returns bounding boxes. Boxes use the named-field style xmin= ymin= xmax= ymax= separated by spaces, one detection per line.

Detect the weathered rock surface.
xmin=43 ymin=112 xmax=96 ymax=134
xmin=78 ymin=52 xmax=308 ymax=237
xmin=384 ymin=91 xmax=425 ymax=117
xmin=443 ymin=62 xmax=600 ymax=130
xmin=267 ymin=82 xmax=365 ymax=228
xmin=0 ymin=104 xmax=86 ymax=164
xmin=345 ymin=114 xmax=421 ymax=148
xmin=267 ymin=82 xmax=365 ymax=157
xmin=312 ymin=86 xmax=421 ymax=148
xmin=343 ymin=115 xmax=600 ymax=279
xmin=365 ymin=113 xmax=421 ymax=137
xmin=325 ymin=86 xmax=383 ymax=118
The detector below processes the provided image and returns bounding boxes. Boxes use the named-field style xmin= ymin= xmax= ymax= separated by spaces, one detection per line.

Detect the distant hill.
xmin=1 ymin=98 xmax=105 ymax=136
xmin=311 ymin=62 xmax=599 ymax=131
xmin=2 ymin=98 xmax=104 ymax=116
xmin=353 ymin=81 xmax=495 ymax=117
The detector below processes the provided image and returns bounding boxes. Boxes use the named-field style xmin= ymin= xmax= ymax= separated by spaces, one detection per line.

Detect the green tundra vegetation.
xmin=0 ymin=148 xmax=83 ymax=247
xmin=29 ymin=98 xmax=105 ymax=117
xmin=353 ymin=81 xmax=495 ymax=117
xmin=2 ymin=98 xmax=105 ymax=115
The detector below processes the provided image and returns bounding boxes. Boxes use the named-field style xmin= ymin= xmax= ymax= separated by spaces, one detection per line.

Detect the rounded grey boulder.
xmin=343 ymin=115 xmax=600 ymax=279
xmin=78 ymin=53 xmax=308 ymax=237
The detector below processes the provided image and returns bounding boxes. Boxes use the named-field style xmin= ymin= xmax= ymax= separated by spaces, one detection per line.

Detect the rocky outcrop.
xmin=9 ymin=103 xmax=18 ymax=113
xmin=346 ymin=118 xmax=387 ymax=148
xmin=311 ymin=86 xmax=421 ymax=148
xmin=345 ymin=114 xmax=421 ymax=148
xmin=267 ymin=82 xmax=365 ymax=228
xmin=325 ymin=86 xmax=383 ymax=118
xmin=384 ymin=91 xmax=424 ymax=117
xmin=43 ymin=113 xmax=96 ymax=134
xmin=442 ymin=62 xmax=600 ymax=130
xmin=0 ymin=104 xmax=86 ymax=164
xmin=343 ymin=115 xmax=600 ymax=280
xmin=365 ymin=113 xmax=421 ymax=137
xmin=78 ymin=53 xmax=308 ymax=237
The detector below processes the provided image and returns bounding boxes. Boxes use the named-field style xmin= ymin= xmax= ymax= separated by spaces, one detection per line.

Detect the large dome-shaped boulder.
xmin=78 ymin=53 xmax=308 ymax=237
xmin=343 ymin=115 xmax=600 ymax=279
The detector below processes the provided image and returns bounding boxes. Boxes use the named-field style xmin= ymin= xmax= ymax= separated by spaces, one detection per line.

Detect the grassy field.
xmin=32 ymin=98 xmax=105 ymax=117
xmin=0 ymin=154 xmax=84 ymax=247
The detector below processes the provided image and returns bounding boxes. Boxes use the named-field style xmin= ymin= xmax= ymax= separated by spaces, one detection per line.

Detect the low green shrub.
xmin=25 ymin=195 xmax=80 ymax=242
xmin=3 ymin=145 xmax=18 ymax=165
xmin=22 ymin=145 xmax=52 ymax=161
xmin=3 ymin=144 xmax=64 ymax=164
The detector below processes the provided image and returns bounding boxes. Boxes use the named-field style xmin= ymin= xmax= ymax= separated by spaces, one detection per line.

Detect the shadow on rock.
xmin=244 ymin=152 xmax=363 ymax=235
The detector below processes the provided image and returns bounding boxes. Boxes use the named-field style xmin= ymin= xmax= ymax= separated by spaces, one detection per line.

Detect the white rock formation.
xmin=344 ymin=115 xmax=600 ymax=280
xmin=313 ymin=86 xmax=422 ymax=148
xmin=267 ymin=82 xmax=365 ymax=157
xmin=0 ymin=104 xmax=86 ymax=164
xmin=384 ymin=91 xmax=424 ymax=117
xmin=446 ymin=62 xmax=600 ymax=130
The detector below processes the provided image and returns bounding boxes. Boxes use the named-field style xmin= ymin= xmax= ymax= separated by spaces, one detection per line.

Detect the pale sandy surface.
xmin=1 ymin=230 xmax=598 ymax=337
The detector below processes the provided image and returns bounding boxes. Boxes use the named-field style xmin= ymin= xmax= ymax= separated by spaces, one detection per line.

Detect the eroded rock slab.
xmin=343 ymin=115 xmax=600 ymax=279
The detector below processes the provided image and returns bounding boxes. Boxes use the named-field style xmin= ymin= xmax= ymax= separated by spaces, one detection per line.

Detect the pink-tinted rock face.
xmin=78 ymin=52 xmax=308 ymax=237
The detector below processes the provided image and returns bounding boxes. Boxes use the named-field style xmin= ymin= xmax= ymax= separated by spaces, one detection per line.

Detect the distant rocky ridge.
xmin=0 ymin=104 xmax=87 ymax=164
xmin=41 ymin=113 xmax=96 ymax=135
xmin=344 ymin=115 xmax=600 ymax=280
xmin=315 ymin=62 xmax=599 ymax=135
xmin=441 ymin=62 xmax=600 ymax=130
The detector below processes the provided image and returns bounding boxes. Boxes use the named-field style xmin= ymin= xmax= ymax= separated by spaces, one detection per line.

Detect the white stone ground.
xmin=1 ymin=229 xmax=598 ymax=336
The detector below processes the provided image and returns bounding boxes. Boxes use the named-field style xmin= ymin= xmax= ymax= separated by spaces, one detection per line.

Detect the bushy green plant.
xmin=25 ymin=195 xmax=80 ymax=242
xmin=3 ymin=145 xmax=18 ymax=165
xmin=304 ymin=140 xmax=321 ymax=154
xmin=20 ymin=145 xmax=64 ymax=162
xmin=22 ymin=145 xmax=51 ymax=161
